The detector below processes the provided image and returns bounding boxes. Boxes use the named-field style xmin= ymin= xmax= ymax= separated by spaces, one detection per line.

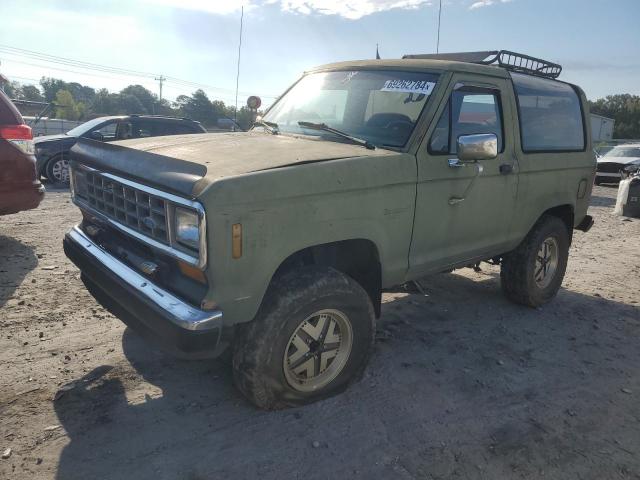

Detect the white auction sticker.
xmin=381 ymin=79 xmax=436 ymax=95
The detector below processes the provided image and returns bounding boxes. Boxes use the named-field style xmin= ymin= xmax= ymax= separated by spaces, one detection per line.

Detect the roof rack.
xmin=402 ymin=50 xmax=562 ymax=79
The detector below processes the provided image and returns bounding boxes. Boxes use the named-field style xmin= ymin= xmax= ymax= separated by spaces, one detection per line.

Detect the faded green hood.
xmin=116 ymin=131 xmax=396 ymax=181
xmin=70 ymin=131 xmax=398 ymax=198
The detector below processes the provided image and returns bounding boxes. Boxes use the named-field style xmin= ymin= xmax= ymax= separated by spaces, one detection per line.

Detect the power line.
xmin=0 ymin=44 xmax=158 ymax=79
xmin=0 ymin=43 xmax=278 ymax=100
xmin=1 ymin=57 xmax=159 ymax=85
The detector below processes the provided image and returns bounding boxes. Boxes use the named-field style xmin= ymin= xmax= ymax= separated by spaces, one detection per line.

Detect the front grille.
xmin=74 ymin=169 xmax=169 ymax=244
xmin=597 ymin=162 xmax=623 ymax=174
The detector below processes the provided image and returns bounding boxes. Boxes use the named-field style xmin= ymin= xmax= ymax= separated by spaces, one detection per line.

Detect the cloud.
xmin=141 ymin=0 xmax=431 ymax=19
xmin=278 ymin=1 xmax=430 ymax=19
xmin=141 ymin=0 xmax=248 ymax=15
xmin=469 ymin=0 xmax=511 ymax=9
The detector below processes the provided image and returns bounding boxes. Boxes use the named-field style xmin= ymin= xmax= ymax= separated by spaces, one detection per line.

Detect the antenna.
xmin=436 ymin=0 xmax=442 ymax=53
xmin=234 ymin=6 xmax=244 ymax=129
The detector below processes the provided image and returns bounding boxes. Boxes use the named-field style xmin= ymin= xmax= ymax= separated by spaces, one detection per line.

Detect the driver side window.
xmin=429 ymin=87 xmax=504 ymax=154
xmin=91 ymin=121 xmax=118 ymax=141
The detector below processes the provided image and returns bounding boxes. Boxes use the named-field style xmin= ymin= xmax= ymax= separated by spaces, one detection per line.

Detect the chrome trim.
xmin=76 ymin=198 xmax=203 ymax=266
xmin=68 ymin=226 xmax=221 ymax=331
xmin=71 ymin=164 xmax=207 ymax=269
xmin=456 ymin=133 xmax=498 ymax=162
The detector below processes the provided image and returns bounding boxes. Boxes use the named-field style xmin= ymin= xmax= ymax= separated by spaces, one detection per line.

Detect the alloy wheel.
xmin=51 ymin=158 xmax=70 ymax=184
xmin=283 ymin=309 xmax=353 ymax=392
xmin=535 ymin=236 xmax=559 ymax=289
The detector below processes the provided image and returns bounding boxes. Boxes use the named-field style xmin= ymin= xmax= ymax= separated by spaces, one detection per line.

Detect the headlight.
xmin=175 ymin=207 xmax=200 ymax=250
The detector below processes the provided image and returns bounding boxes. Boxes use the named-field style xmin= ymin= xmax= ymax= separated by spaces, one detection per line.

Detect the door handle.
xmin=448 ymin=158 xmax=466 ymax=168
xmin=448 ymin=163 xmax=484 ymax=205
xmin=499 ymin=163 xmax=514 ymax=175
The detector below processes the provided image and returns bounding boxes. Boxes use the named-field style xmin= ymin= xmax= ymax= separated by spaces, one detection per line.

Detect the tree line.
xmin=3 ymin=77 xmax=640 ymax=138
xmin=588 ymin=95 xmax=640 ymax=140
xmin=3 ymin=77 xmax=258 ymax=130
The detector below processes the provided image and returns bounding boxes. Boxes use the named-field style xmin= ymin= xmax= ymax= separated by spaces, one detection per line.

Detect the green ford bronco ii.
xmin=64 ymin=51 xmax=595 ymax=409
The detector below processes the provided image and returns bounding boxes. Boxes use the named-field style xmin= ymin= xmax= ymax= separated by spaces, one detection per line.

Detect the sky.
xmin=0 ymin=0 xmax=638 ymax=108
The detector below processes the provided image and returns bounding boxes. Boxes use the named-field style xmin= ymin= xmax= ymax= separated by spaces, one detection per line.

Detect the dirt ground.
xmin=1 ymin=184 xmax=639 ymax=480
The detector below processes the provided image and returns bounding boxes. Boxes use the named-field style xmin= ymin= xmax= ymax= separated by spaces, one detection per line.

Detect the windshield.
xmin=66 ymin=117 xmax=113 ymax=137
xmin=604 ymin=147 xmax=640 ymax=158
xmin=262 ymin=70 xmax=440 ymax=148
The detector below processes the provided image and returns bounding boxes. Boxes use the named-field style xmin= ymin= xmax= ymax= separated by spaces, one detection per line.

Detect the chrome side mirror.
xmin=456 ymin=133 xmax=498 ymax=162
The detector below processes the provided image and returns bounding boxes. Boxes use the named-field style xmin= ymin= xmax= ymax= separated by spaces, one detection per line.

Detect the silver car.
xmin=596 ymin=144 xmax=640 ymax=185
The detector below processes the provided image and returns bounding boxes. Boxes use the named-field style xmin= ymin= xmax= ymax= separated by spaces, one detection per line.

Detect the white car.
xmin=596 ymin=144 xmax=640 ymax=185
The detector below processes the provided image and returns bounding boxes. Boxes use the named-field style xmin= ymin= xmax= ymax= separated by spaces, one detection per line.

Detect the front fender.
xmin=198 ymin=153 xmax=417 ymax=325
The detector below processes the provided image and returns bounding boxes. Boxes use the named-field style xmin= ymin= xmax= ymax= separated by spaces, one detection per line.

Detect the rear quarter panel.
xmin=197 ymin=153 xmax=417 ymax=325
xmin=509 ymin=84 xmax=595 ymax=240
xmin=0 ymin=91 xmax=43 ymax=215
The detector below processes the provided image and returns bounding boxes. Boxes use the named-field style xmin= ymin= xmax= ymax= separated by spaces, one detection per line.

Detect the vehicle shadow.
xmin=0 ymin=234 xmax=38 ymax=308
xmin=41 ymin=179 xmax=70 ymax=192
xmin=590 ymin=194 xmax=617 ymax=208
xmin=53 ymin=271 xmax=640 ymax=480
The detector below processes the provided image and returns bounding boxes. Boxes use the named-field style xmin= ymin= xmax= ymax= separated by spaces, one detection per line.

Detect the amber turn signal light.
xmin=232 ymin=223 xmax=242 ymax=259
xmin=178 ymin=260 xmax=207 ymax=283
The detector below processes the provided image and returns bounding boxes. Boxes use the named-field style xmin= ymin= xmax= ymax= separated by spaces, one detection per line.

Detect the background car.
xmin=35 ymin=115 xmax=207 ymax=186
xmin=0 ymin=89 xmax=44 ymax=216
xmin=595 ymin=144 xmax=640 ymax=185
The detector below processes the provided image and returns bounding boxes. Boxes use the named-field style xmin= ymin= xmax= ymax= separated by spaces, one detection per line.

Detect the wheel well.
xmin=542 ymin=204 xmax=574 ymax=243
xmin=44 ymin=153 xmax=66 ymax=172
xmin=273 ymin=239 xmax=382 ymax=317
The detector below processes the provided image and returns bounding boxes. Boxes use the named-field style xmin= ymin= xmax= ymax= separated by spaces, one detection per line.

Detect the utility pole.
xmin=436 ymin=0 xmax=442 ymax=53
xmin=155 ymin=75 xmax=166 ymax=102
xmin=234 ymin=6 xmax=244 ymax=128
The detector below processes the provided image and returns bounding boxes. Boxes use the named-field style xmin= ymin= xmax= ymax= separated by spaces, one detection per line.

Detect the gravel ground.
xmin=1 ymin=185 xmax=639 ymax=480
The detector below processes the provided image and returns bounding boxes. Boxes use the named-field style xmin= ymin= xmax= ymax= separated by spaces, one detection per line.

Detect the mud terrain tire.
xmin=232 ymin=266 xmax=375 ymax=410
xmin=501 ymin=215 xmax=570 ymax=307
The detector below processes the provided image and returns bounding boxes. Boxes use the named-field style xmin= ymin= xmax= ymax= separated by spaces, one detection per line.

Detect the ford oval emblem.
xmin=142 ymin=217 xmax=156 ymax=229
xmin=140 ymin=261 xmax=158 ymax=275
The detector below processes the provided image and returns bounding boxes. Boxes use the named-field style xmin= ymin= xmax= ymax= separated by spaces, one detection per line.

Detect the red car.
xmin=0 ymin=89 xmax=44 ymax=215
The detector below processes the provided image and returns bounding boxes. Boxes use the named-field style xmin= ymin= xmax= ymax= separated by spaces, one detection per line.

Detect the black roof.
xmin=128 ymin=114 xmax=201 ymax=123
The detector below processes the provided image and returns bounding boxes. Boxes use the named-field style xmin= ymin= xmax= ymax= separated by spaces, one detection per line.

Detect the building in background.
xmin=22 ymin=116 xmax=83 ymax=136
xmin=590 ymin=113 xmax=615 ymax=142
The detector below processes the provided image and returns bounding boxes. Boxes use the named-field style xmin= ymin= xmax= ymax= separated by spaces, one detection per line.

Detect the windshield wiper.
xmin=298 ymin=121 xmax=375 ymax=150
xmin=254 ymin=119 xmax=279 ymax=135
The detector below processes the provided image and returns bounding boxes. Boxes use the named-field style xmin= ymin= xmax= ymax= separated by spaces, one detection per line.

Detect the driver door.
xmin=408 ymin=75 xmax=519 ymax=276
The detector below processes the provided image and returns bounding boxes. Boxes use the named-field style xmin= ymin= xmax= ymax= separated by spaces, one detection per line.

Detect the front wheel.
xmin=501 ymin=215 xmax=570 ymax=307
xmin=46 ymin=155 xmax=70 ymax=187
xmin=232 ymin=267 xmax=375 ymax=409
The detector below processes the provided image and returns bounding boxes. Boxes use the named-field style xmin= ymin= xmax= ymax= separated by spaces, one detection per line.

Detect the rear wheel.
xmin=501 ymin=215 xmax=570 ymax=307
xmin=46 ymin=155 xmax=70 ymax=187
xmin=232 ymin=267 xmax=375 ymax=409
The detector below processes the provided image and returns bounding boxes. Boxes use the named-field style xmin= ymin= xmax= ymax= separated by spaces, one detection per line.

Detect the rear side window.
xmin=512 ymin=73 xmax=584 ymax=152
xmin=133 ymin=121 xmax=199 ymax=138
xmin=170 ymin=123 xmax=202 ymax=134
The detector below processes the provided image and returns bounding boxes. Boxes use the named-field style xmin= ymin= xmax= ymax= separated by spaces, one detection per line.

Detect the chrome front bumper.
xmin=66 ymin=226 xmax=222 ymax=332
